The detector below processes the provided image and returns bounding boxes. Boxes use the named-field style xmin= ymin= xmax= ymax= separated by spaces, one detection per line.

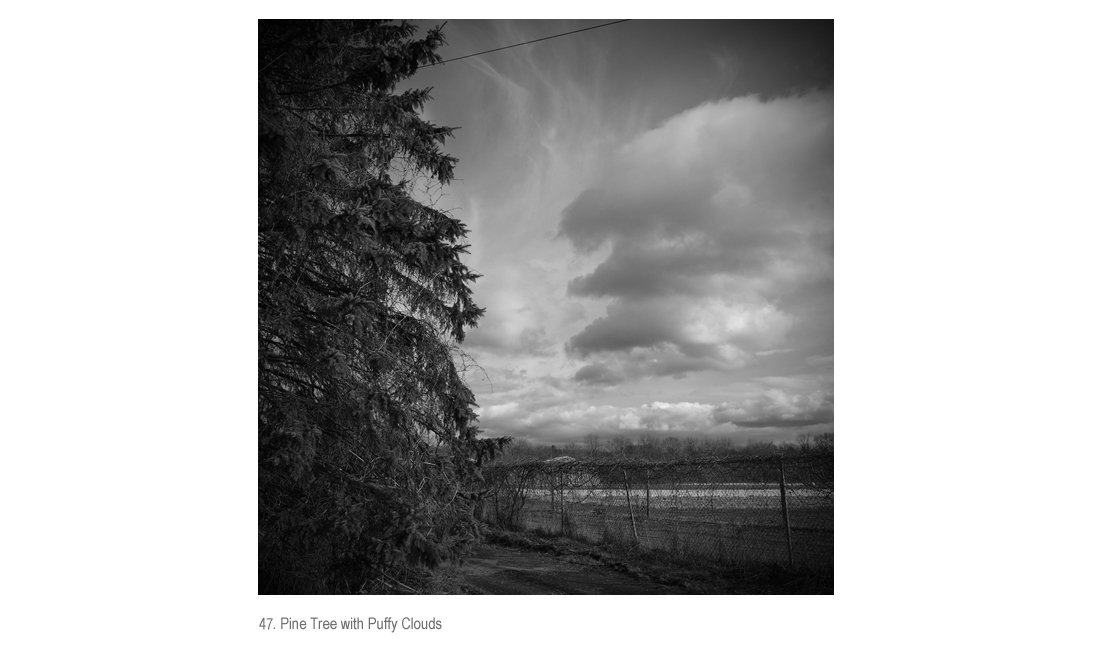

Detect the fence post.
xmin=645 ymin=469 xmax=650 ymax=519
xmin=559 ymin=470 xmax=566 ymax=535
xmin=623 ymin=469 xmax=640 ymax=545
xmin=778 ymin=455 xmax=794 ymax=568
xmin=550 ymin=468 xmax=556 ymax=515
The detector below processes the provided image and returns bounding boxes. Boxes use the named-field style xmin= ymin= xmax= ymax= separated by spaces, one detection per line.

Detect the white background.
xmin=2 ymin=2 xmax=1091 ymax=646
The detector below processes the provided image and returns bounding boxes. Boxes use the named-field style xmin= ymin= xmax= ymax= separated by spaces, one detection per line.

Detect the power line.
xmin=420 ymin=20 xmax=631 ymax=68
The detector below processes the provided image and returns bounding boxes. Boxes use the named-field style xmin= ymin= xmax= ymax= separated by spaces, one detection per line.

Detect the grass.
xmin=357 ymin=561 xmax=487 ymax=595
xmin=484 ymin=526 xmax=833 ymax=595
xmin=491 ymin=496 xmax=833 ymax=569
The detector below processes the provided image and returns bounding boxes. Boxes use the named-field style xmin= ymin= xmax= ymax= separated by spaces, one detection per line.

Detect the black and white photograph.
xmin=8 ymin=2 xmax=1094 ymax=646
xmin=259 ymin=18 xmax=834 ymax=595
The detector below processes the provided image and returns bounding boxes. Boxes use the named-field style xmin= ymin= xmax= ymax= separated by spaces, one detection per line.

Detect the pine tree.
xmin=258 ymin=19 xmax=504 ymax=593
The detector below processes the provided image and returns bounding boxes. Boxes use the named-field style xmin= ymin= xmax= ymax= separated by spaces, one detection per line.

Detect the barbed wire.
xmin=477 ymin=453 xmax=834 ymax=569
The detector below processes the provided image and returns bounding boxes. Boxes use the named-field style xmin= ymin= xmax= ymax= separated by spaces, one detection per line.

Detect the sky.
xmin=399 ymin=20 xmax=834 ymax=446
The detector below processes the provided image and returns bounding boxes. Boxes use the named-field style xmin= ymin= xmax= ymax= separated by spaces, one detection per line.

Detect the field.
xmin=507 ymin=486 xmax=831 ymax=569
xmin=482 ymin=478 xmax=833 ymax=568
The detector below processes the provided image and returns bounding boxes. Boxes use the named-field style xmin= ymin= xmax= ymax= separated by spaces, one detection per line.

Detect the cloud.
xmin=637 ymin=401 xmax=718 ymax=432
xmin=711 ymin=389 xmax=834 ymax=428
xmin=558 ymin=91 xmax=833 ymax=381
xmin=560 ymin=91 xmax=833 ymax=253
xmin=410 ymin=23 xmax=835 ymax=450
xmin=461 ymin=278 xmax=557 ymax=357
xmin=564 ymin=295 xmax=793 ymax=378
xmin=573 ymin=362 xmax=624 ymax=386
xmin=475 ymin=400 xmax=720 ymax=441
xmin=473 ymin=390 xmax=832 ymax=445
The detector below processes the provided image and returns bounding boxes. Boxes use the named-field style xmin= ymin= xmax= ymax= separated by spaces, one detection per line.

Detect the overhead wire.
xmin=419 ymin=20 xmax=631 ymax=68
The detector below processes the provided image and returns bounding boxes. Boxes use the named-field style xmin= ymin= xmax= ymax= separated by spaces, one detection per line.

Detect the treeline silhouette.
xmin=491 ymin=432 xmax=834 ymax=463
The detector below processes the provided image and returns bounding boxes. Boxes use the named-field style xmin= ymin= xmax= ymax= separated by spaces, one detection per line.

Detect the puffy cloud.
xmin=573 ymin=362 xmax=624 ymax=386
xmin=712 ymin=389 xmax=833 ymax=428
xmin=682 ymin=299 xmax=793 ymax=348
xmin=569 ymin=344 xmax=743 ymax=384
xmin=473 ymin=390 xmax=832 ymax=445
xmin=480 ymin=401 xmax=521 ymax=419
xmin=561 ymin=92 xmax=832 ymax=252
xmin=637 ymin=401 xmax=716 ymax=432
xmin=567 ymin=300 xmax=676 ymax=355
xmin=559 ymin=91 xmax=833 ymax=381
xmin=475 ymin=400 xmax=720 ymax=441
xmin=565 ymin=295 xmax=792 ymax=378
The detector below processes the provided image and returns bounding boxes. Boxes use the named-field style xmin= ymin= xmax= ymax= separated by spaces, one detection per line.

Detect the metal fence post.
xmin=778 ymin=455 xmax=794 ymax=568
xmin=623 ymin=468 xmax=640 ymax=545
xmin=645 ymin=469 xmax=650 ymax=519
xmin=550 ymin=469 xmax=556 ymax=515
xmin=559 ymin=470 xmax=566 ymax=534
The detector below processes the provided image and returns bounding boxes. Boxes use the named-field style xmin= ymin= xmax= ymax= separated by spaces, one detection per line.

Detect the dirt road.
xmin=458 ymin=543 xmax=691 ymax=595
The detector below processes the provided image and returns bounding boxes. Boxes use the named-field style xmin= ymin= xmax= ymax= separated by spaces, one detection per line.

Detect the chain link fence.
xmin=477 ymin=454 xmax=833 ymax=569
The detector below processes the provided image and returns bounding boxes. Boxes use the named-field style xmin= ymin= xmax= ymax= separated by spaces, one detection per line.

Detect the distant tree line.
xmin=492 ymin=432 xmax=834 ymax=464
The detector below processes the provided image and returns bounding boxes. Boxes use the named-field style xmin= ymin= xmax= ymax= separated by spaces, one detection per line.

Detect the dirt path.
xmin=458 ymin=543 xmax=691 ymax=595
